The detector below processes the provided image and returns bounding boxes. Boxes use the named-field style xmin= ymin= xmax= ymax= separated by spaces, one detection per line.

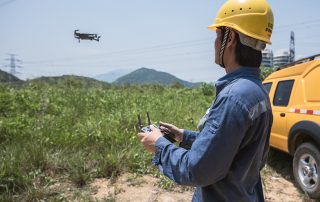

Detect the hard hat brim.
xmin=208 ymin=23 xmax=272 ymax=45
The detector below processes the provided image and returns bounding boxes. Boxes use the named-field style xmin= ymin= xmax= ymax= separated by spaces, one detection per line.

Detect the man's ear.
xmin=227 ymin=30 xmax=237 ymax=47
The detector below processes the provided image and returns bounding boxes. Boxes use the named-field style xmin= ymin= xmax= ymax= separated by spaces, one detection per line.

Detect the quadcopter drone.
xmin=74 ymin=29 xmax=101 ymax=43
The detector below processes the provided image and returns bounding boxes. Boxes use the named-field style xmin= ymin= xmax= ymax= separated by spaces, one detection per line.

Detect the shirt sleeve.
xmin=152 ymin=95 xmax=251 ymax=186
xmin=179 ymin=129 xmax=199 ymax=149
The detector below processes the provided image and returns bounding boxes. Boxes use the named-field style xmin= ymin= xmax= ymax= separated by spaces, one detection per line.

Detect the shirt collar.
xmin=215 ymin=67 xmax=261 ymax=95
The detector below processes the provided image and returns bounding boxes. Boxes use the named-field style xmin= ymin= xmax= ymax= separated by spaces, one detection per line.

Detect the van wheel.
xmin=293 ymin=142 xmax=320 ymax=198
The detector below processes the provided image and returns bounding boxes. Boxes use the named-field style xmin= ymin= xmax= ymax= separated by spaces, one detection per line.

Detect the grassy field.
xmin=1 ymin=77 xmax=311 ymax=201
xmin=0 ymin=80 xmax=214 ymax=201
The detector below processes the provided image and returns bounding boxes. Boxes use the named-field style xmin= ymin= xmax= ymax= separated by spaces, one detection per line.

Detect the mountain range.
xmin=113 ymin=67 xmax=201 ymax=88
xmin=0 ymin=67 xmax=202 ymax=88
xmin=29 ymin=75 xmax=110 ymax=88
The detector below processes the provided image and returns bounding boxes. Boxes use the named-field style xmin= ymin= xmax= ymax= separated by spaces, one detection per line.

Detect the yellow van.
xmin=263 ymin=54 xmax=320 ymax=198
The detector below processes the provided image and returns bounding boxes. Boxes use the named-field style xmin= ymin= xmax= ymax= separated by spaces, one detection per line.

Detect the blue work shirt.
xmin=152 ymin=67 xmax=273 ymax=202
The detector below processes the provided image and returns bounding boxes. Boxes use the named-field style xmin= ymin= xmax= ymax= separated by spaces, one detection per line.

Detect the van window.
xmin=273 ymin=80 xmax=294 ymax=106
xmin=304 ymin=66 xmax=320 ymax=102
xmin=263 ymin=82 xmax=272 ymax=94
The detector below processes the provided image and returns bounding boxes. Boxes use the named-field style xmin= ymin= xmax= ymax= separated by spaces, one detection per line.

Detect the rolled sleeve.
xmin=179 ymin=129 xmax=199 ymax=149
xmin=152 ymin=137 xmax=171 ymax=166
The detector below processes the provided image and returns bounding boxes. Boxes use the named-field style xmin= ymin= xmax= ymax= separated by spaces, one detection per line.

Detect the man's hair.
xmin=234 ymin=32 xmax=262 ymax=68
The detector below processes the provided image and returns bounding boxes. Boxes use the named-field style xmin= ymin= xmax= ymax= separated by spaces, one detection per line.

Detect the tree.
xmin=260 ymin=66 xmax=275 ymax=80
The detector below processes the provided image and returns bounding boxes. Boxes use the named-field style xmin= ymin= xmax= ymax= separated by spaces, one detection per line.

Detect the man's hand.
xmin=159 ymin=122 xmax=184 ymax=142
xmin=137 ymin=125 xmax=163 ymax=153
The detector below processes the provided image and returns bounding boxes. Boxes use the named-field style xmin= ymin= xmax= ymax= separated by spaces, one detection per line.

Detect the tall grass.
xmin=0 ymin=82 xmax=214 ymax=200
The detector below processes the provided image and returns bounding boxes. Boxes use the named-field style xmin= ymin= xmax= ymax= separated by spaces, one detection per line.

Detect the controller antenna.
xmin=147 ymin=112 xmax=151 ymax=125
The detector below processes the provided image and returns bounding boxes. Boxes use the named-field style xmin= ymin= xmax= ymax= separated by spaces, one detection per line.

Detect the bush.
xmin=200 ymin=83 xmax=215 ymax=96
xmin=260 ymin=66 xmax=275 ymax=80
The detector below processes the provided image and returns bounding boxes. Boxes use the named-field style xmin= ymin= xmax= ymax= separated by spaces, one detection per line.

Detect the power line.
xmin=275 ymin=19 xmax=320 ymax=32
xmin=24 ymin=48 xmax=212 ymax=69
xmin=85 ymin=49 xmax=212 ymax=66
xmin=21 ymin=19 xmax=320 ymax=70
xmin=0 ymin=0 xmax=17 ymax=7
xmin=22 ymin=18 xmax=320 ymax=65
xmin=24 ymin=38 xmax=212 ymax=65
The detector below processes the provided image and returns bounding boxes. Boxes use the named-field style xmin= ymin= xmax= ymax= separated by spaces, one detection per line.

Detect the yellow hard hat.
xmin=208 ymin=0 xmax=274 ymax=44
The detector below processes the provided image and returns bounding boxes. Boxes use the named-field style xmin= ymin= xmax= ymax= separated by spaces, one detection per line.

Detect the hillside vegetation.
xmin=114 ymin=67 xmax=201 ymax=88
xmin=29 ymin=75 xmax=110 ymax=88
xmin=0 ymin=69 xmax=21 ymax=82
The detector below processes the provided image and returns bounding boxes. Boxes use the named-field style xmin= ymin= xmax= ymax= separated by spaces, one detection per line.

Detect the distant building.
xmin=273 ymin=49 xmax=290 ymax=69
xmin=261 ymin=49 xmax=273 ymax=68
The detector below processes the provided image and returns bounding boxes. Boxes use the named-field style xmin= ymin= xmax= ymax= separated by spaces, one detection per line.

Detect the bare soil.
xmin=87 ymin=148 xmax=317 ymax=202
xmin=88 ymin=171 xmax=314 ymax=202
xmin=90 ymin=174 xmax=193 ymax=202
xmin=47 ymin=149 xmax=317 ymax=201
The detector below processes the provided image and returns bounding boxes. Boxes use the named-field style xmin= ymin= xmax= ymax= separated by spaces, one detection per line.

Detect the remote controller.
xmin=138 ymin=112 xmax=176 ymax=143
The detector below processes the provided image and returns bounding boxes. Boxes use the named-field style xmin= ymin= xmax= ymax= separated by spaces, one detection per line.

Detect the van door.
xmin=270 ymin=80 xmax=295 ymax=151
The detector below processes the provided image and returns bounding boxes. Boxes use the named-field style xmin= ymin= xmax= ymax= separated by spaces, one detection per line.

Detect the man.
xmin=138 ymin=0 xmax=274 ymax=201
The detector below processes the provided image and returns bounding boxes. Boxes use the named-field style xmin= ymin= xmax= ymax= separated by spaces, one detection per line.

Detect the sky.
xmin=1 ymin=0 xmax=320 ymax=82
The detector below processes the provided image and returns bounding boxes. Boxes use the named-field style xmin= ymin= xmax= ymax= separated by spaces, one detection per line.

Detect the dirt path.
xmin=88 ymin=172 xmax=313 ymax=202
xmin=91 ymin=174 xmax=193 ymax=202
xmin=263 ymin=175 xmax=307 ymax=202
xmin=47 ymin=149 xmax=315 ymax=201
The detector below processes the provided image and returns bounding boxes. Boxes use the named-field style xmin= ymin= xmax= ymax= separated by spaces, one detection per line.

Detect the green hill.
xmin=0 ymin=69 xmax=21 ymax=82
xmin=29 ymin=75 xmax=110 ymax=88
xmin=113 ymin=67 xmax=201 ymax=88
